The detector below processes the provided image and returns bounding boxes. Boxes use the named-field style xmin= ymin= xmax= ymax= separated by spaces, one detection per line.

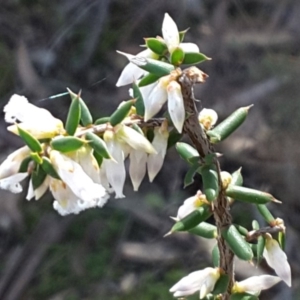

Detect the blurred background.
xmin=0 ymin=0 xmax=300 ymax=299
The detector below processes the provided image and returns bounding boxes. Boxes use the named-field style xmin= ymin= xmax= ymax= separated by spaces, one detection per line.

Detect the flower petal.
xmin=0 ymin=173 xmax=28 ymax=193
xmin=129 ymin=149 xmax=147 ymax=191
xmin=179 ymin=42 xmax=200 ymax=53
xmin=147 ymin=124 xmax=169 ymax=182
xmin=167 ymin=81 xmax=185 ymax=133
xmin=263 ymin=237 xmax=292 ymax=286
xmin=162 ymin=13 xmax=180 ymax=53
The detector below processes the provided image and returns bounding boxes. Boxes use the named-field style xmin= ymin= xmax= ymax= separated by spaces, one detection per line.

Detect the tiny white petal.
xmin=235 ymin=275 xmax=282 ymax=293
xmin=34 ymin=176 xmax=50 ymax=200
xmin=167 ymin=81 xmax=185 ymax=133
xmin=198 ymin=108 xmax=218 ymax=130
xmin=116 ymin=49 xmax=158 ymax=87
xmin=179 ymin=42 xmax=200 ymax=53
xmin=116 ymin=125 xmax=156 ymax=154
xmin=263 ymin=237 xmax=292 ymax=286
xmin=147 ymin=125 xmax=169 ymax=182
xmin=176 ymin=191 xmax=205 ymax=219
xmin=0 ymin=173 xmax=28 ymax=193
xmin=129 ymin=149 xmax=147 ymax=191
xmin=26 ymin=179 xmax=34 ymax=200
xmin=162 ymin=13 xmax=180 ymax=53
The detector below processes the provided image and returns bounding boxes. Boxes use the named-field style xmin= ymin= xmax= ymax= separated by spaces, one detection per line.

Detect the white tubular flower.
xmin=263 ymin=234 xmax=292 ymax=287
xmin=50 ymin=150 xmax=108 ymax=208
xmin=162 ymin=13 xmax=199 ymax=54
xmin=116 ymin=49 xmax=159 ymax=87
xmin=129 ymin=149 xmax=147 ymax=191
xmin=176 ymin=191 xmax=207 ymax=220
xmin=26 ymin=176 xmax=50 ymax=201
xmin=0 ymin=146 xmax=31 ymax=193
xmin=4 ymin=94 xmax=64 ymax=139
xmin=220 ymin=171 xmax=232 ymax=189
xmin=167 ymin=81 xmax=185 ymax=133
xmin=147 ymin=121 xmax=169 ymax=182
xmin=115 ymin=124 xmax=156 ymax=154
xmin=170 ymin=267 xmax=220 ymax=299
xmin=102 ymin=130 xmax=126 ymax=198
xmin=232 ymin=275 xmax=282 ymax=294
xmin=198 ymin=108 xmax=218 ymax=130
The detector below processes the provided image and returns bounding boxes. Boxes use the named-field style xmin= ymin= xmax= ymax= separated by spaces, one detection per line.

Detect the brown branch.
xmin=179 ymin=67 xmax=234 ymax=300
xmin=246 ymin=226 xmax=284 ymax=242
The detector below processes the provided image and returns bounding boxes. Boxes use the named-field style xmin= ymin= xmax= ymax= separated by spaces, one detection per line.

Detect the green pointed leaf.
xmin=212 ymin=273 xmax=229 ymax=295
xmin=133 ymin=81 xmax=145 ymax=116
xmin=17 ymin=126 xmax=42 ymax=152
xmin=257 ymin=235 xmax=265 ymax=264
xmin=184 ymin=162 xmax=201 ymax=188
xmin=18 ymin=156 xmax=32 ymax=173
xmin=146 ymin=128 xmax=154 ymax=142
xmin=256 ymin=204 xmax=275 ymax=225
xmin=171 ymin=205 xmax=212 ymax=232
xmin=199 ymin=164 xmax=219 ymax=202
xmin=109 ymin=99 xmax=135 ymax=126
xmin=179 ymin=28 xmax=189 ymax=42
xmin=138 ymin=73 xmax=160 ymax=87
xmin=230 ymin=293 xmax=259 ymax=300
xmin=207 ymin=105 xmax=253 ymax=143
xmin=182 ymin=52 xmax=211 ymax=65
xmin=51 ymin=136 xmax=85 ymax=153
xmin=31 ymin=165 xmax=47 ymax=190
xmin=94 ymin=117 xmax=110 ymax=125
xmin=176 ymin=142 xmax=198 ymax=164
xmin=278 ymin=231 xmax=286 ymax=250
xmin=188 ymin=222 xmax=217 ymax=239
xmin=93 ymin=151 xmax=103 ymax=167
xmin=170 ymin=47 xmax=185 ymax=66
xmin=66 ymin=90 xmax=81 ymax=135
xmin=30 ymin=152 xmax=43 ymax=164
xmin=130 ymin=57 xmax=175 ymax=77
xmin=145 ymin=38 xmax=168 ymax=55
xmin=85 ymin=132 xmax=111 ymax=159
xmin=221 ymin=224 xmax=253 ymax=261
xmin=167 ymin=129 xmax=182 ymax=149
xmin=234 ymin=224 xmax=248 ymax=236
xmin=41 ymin=156 xmax=60 ymax=179
xmin=131 ymin=124 xmax=144 ymax=135
xmin=212 ymin=244 xmax=220 ymax=267
xmin=225 ymin=186 xmax=280 ymax=205
xmin=231 ymin=167 xmax=243 ymax=186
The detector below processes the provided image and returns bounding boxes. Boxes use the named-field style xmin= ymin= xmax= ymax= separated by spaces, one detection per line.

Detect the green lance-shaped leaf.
xmin=182 ymin=52 xmax=211 ymax=65
xmin=51 ymin=136 xmax=85 ymax=153
xmin=109 ymin=99 xmax=136 ymax=127
xmin=167 ymin=129 xmax=182 ymax=149
xmin=132 ymin=81 xmax=145 ymax=116
xmin=184 ymin=162 xmax=201 ymax=188
xmin=176 ymin=142 xmax=198 ymax=164
xmin=130 ymin=57 xmax=175 ymax=77
xmin=256 ymin=204 xmax=275 ymax=225
xmin=93 ymin=151 xmax=103 ymax=167
xmin=225 ymin=186 xmax=281 ymax=205
xmin=145 ymin=38 xmax=168 ymax=56
xmin=31 ymin=165 xmax=47 ymax=190
xmin=222 ymin=224 xmax=253 ymax=261
xmin=17 ymin=126 xmax=42 ymax=153
xmin=170 ymin=47 xmax=185 ymax=66
xmin=65 ymin=91 xmax=81 ymax=136
xmin=207 ymin=105 xmax=253 ymax=143
xmin=231 ymin=167 xmax=243 ymax=186
xmin=278 ymin=231 xmax=286 ymax=250
xmin=18 ymin=156 xmax=32 ymax=173
xmin=199 ymin=164 xmax=219 ymax=202
xmin=30 ymin=152 xmax=43 ymax=165
xmin=188 ymin=222 xmax=217 ymax=239
xmin=212 ymin=244 xmax=220 ymax=267
xmin=179 ymin=28 xmax=189 ymax=42
xmin=252 ymin=220 xmax=265 ymax=264
xmin=171 ymin=205 xmax=212 ymax=232
xmin=85 ymin=132 xmax=111 ymax=159
xmin=230 ymin=293 xmax=259 ymax=300
xmin=234 ymin=224 xmax=248 ymax=236
xmin=41 ymin=156 xmax=60 ymax=179
xmin=94 ymin=116 xmax=110 ymax=125
xmin=67 ymin=88 xmax=93 ymax=126
xmin=131 ymin=123 xmax=144 ymax=135
xmin=138 ymin=73 xmax=160 ymax=87
xmin=212 ymin=273 xmax=229 ymax=295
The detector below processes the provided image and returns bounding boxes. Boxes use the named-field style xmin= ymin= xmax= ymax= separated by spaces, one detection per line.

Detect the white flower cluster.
xmin=169 ymin=192 xmax=292 ymax=298
xmin=0 ymin=94 xmax=169 ymax=215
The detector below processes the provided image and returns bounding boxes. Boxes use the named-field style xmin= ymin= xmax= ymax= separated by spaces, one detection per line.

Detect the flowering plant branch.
xmin=0 ymin=13 xmax=291 ymax=299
